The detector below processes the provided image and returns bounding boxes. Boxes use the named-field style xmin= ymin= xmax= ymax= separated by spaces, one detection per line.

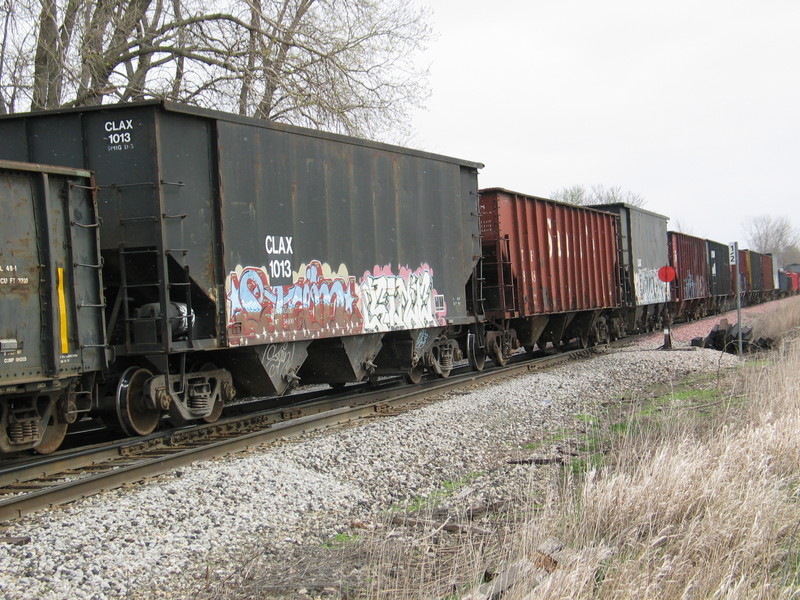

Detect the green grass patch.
xmin=577 ymin=434 xmax=604 ymax=454
xmin=609 ymin=420 xmax=630 ymax=434
xmin=742 ymin=358 xmax=769 ymax=368
xmin=574 ymin=413 xmax=598 ymax=425
xmin=663 ymin=387 xmax=718 ymax=403
xmin=394 ymin=472 xmax=484 ymax=513
xmin=561 ymin=377 xmax=733 ymax=477
xmin=568 ymin=454 xmax=606 ymax=475
xmin=524 ymin=428 xmax=572 ymax=451
xmin=322 ymin=532 xmax=360 ymax=548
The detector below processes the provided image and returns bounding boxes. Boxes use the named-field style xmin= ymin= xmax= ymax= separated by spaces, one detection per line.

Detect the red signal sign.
xmin=658 ymin=265 xmax=676 ymax=283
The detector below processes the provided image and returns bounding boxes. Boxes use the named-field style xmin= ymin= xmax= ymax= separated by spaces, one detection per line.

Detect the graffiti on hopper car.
xmin=634 ymin=268 xmax=667 ymax=304
xmin=262 ymin=342 xmax=297 ymax=379
xmin=360 ymin=264 xmax=444 ymax=332
xmin=681 ymin=271 xmax=708 ymax=299
xmin=225 ymin=261 xmax=446 ymax=344
xmin=226 ymin=261 xmax=362 ymax=340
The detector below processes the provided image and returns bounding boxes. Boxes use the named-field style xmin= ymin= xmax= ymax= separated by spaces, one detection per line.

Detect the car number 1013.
xmin=269 ymin=259 xmax=292 ymax=279
xmin=108 ymin=132 xmax=131 ymax=144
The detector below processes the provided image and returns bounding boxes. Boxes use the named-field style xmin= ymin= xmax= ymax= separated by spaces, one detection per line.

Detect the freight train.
xmin=0 ymin=101 xmax=790 ymax=454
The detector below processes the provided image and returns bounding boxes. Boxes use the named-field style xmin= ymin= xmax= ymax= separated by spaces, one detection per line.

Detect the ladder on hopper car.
xmin=481 ymin=235 xmax=517 ymax=314
xmin=65 ymin=179 xmax=108 ymax=400
xmin=106 ymin=180 xmax=194 ymax=356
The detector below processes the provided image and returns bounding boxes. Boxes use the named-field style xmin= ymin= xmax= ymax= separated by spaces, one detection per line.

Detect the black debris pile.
xmin=690 ymin=318 xmax=774 ymax=354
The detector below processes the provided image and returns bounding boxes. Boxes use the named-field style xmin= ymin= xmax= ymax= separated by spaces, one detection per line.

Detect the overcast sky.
xmin=408 ymin=0 xmax=799 ymax=247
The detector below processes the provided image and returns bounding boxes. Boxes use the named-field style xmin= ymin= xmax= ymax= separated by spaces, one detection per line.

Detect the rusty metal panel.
xmin=668 ymin=232 xmax=709 ymax=301
xmin=737 ymin=249 xmax=751 ymax=293
xmin=761 ymin=253 xmax=776 ymax=291
xmin=748 ymin=250 xmax=764 ymax=292
xmin=706 ymin=239 xmax=732 ymax=297
xmin=746 ymin=250 xmax=775 ymax=292
xmin=0 ymin=160 xmax=105 ymax=387
xmin=479 ymin=189 xmax=620 ymax=318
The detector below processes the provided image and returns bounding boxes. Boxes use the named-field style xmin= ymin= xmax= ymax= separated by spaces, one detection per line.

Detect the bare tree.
xmin=551 ymin=184 xmax=647 ymax=208
xmin=550 ymin=184 xmax=588 ymax=205
xmin=671 ymin=219 xmax=694 ymax=235
xmin=783 ymin=245 xmax=800 ymax=266
xmin=590 ymin=184 xmax=646 ymax=207
xmin=743 ymin=214 xmax=800 ymax=266
xmin=0 ymin=0 xmax=32 ymax=114
xmin=1 ymin=0 xmax=431 ymax=137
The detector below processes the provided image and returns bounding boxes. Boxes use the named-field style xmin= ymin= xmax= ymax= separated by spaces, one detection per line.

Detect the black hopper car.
xmin=0 ymin=102 xmax=482 ymax=453
xmin=0 ymin=102 xmax=790 ymax=454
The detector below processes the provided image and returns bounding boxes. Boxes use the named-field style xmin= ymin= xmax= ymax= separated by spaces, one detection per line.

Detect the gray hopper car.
xmin=590 ymin=203 xmax=671 ymax=333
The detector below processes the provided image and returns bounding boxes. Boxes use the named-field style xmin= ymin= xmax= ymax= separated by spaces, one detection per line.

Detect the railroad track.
xmin=0 ymin=347 xmax=593 ymax=522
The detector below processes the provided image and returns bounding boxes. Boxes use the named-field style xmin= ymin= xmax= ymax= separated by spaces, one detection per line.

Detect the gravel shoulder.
xmin=1 ymin=303 xmax=782 ymax=600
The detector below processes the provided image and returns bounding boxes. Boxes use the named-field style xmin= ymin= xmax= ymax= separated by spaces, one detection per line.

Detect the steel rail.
xmin=0 ymin=347 xmax=591 ymax=521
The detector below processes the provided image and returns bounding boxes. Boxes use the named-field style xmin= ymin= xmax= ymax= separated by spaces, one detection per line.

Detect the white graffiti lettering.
xmin=360 ymin=266 xmax=441 ymax=332
xmin=634 ymin=268 xmax=668 ymax=304
xmin=262 ymin=343 xmax=295 ymax=379
xmin=681 ymin=270 xmax=708 ymax=299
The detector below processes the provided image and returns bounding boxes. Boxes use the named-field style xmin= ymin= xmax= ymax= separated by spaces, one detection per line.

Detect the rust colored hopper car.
xmin=591 ymin=203 xmax=670 ymax=333
xmin=668 ymin=231 xmax=710 ymax=320
xmin=475 ymin=189 xmax=621 ymax=364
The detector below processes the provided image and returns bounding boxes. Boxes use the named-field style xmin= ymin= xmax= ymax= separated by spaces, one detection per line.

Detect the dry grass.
xmin=360 ymin=300 xmax=800 ymax=600
xmin=750 ymin=297 xmax=800 ymax=343
xmin=504 ymin=321 xmax=800 ymax=599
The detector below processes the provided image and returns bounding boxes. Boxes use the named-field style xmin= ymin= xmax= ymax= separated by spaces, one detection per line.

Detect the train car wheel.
xmin=404 ymin=363 xmax=425 ymax=385
xmin=35 ymin=419 xmax=68 ymax=454
xmin=467 ymin=333 xmax=487 ymax=371
xmin=116 ymin=367 xmax=160 ymax=437
xmin=491 ymin=344 xmax=508 ymax=367
xmin=431 ymin=345 xmax=453 ymax=378
xmin=202 ymin=399 xmax=224 ymax=423
xmin=434 ymin=358 xmax=452 ymax=378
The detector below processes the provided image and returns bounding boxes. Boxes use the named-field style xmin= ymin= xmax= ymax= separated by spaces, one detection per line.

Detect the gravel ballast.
xmin=0 ymin=323 xmax=755 ymax=599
